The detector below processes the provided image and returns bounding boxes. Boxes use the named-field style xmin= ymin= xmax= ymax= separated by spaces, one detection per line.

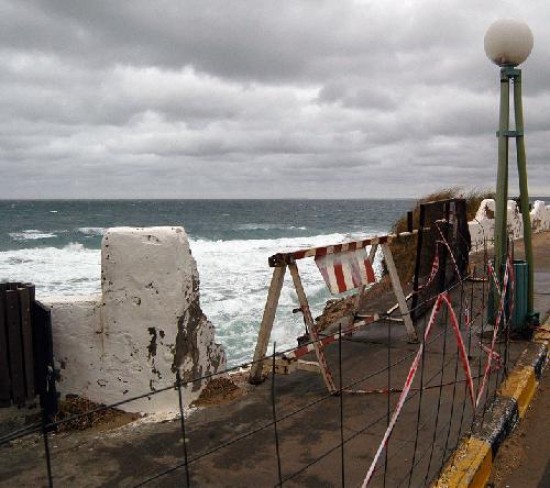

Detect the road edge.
xmin=434 ymin=318 xmax=550 ymax=487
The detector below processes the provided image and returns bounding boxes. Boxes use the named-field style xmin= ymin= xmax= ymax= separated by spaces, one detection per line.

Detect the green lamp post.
xmin=484 ymin=19 xmax=536 ymax=325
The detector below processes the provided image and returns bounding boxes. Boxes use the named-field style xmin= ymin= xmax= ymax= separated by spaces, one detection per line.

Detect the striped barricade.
xmin=250 ymin=232 xmax=419 ymax=390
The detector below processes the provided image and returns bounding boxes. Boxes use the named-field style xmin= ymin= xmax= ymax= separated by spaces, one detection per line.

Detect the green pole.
xmin=513 ymin=70 xmax=535 ymax=314
xmin=494 ymin=68 xmax=510 ymax=282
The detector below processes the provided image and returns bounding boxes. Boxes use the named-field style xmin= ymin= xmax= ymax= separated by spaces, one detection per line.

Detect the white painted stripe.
xmin=357 ymin=250 xmax=369 ymax=280
xmin=342 ymin=259 xmax=354 ymax=291
xmin=326 ymin=262 xmax=339 ymax=294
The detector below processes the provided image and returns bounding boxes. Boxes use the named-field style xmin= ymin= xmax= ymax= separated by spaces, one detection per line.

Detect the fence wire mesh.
xmin=0 ymin=236 xmax=519 ymax=488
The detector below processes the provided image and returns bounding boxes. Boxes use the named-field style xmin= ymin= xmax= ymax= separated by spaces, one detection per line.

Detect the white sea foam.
xmin=0 ymin=243 xmax=101 ymax=296
xmin=0 ymin=232 xmax=383 ymax=366
xmin=78 ymin=227 xmax=106 ymax=236
xmin=9 ymin=230 xmax=58 ymax=241
xmin=235 ymin=223 xmax=308 ymax=232
xmin=191 ymin=232 xmax=383 ymax=366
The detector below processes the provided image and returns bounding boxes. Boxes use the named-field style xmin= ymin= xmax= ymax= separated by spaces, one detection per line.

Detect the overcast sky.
xmin=1 ymin=1 xmax=549 ymax=199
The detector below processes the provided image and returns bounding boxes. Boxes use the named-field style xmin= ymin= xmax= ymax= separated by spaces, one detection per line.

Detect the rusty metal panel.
xmin=18 ymin=286 xmax=35 ymax=400
xmin=33 ymin=300 xmax=57 ymax=420
xmin=0 ymin=283 xmax=11 ymax=406
xmin=1 ymin=283 xmax=54 ymax=411
xmin=411 ymin=198 xmax=471 ymax=321
xmin=6 ymin=289 xmax=25 ymax=405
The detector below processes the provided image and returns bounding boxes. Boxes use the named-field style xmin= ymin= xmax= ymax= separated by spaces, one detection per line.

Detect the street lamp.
xmin=484 ymin=19 xmax=536 ymax=325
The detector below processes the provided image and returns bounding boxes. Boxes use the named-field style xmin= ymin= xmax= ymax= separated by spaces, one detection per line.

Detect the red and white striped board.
xmin=268 ymin=234 xmax=399 ymax=267
xmin=283 ymin=315 xmax=379 ymax=361
xmin=315 ymin=247 xmax=376 ymax=294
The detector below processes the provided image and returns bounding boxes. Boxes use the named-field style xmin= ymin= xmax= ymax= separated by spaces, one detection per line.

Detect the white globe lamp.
xmin=484 ymin=19 xmax=533 ymax=67
xmin=485 ymin=19 xmax=537 ymax=326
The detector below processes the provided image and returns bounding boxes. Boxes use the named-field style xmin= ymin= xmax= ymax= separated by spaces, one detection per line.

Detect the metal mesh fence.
xmin=411 ymin=198 xmax=471 ymax=321
xmin=1 ymin=237 xmax=517 ymax=488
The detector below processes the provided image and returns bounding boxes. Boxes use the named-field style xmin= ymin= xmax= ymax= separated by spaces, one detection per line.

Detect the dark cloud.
xmin=0 ymin=0 xmax=548 ymax=198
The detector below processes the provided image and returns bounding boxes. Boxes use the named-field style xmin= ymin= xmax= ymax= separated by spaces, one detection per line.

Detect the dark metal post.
xmin=494 ymin=68 xmax=511 ymax=282
xmin=513 ymin=70 xmax=535 ymax=315
xmin=176 ymin=370 xmax=191 ymax=487
xmin=407 ymin=211 xmax=414 ymax=233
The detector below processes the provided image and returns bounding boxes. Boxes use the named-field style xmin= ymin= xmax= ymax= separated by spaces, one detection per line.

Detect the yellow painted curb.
xmin=435 ymin=437 xmax=492 ymax=488
xmin=498 ymin=366 xmax=538 ymax=418
xmin=436 ymin=317 xmax=549 ymax=487
xmin=533 ymin=330 xmax=550 ymax=343
xmin=533 ymin=323 xmax=550 ymax=344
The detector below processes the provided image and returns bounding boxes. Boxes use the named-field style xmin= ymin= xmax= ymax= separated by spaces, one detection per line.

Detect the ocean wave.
xmin=0 ymin=244 xmax=101 ymax=297
xmin=191 ymin=232 xmax=349 ymax=247
xmin=9 ymin=230 xmax=57 ymax=241
xmin=190 ymin=231 xmax=384 ymax=366
xmin=78 ymin=227 xmax=106 ymax=236
xmin=64 ymin=242 xmax=87 ymax=252
xmin=235 ymin=223 xmax=308 ymax=232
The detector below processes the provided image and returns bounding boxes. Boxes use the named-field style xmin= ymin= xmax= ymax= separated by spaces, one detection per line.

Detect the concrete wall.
xmin=468 ymin=199 xmax=550 ymax=251
xmin=44 ymin=227 xmax=225 ymax=414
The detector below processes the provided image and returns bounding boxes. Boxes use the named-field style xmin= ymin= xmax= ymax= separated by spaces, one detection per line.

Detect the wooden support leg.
xmin=353 ymin=285 xmax=366 ymax=317
xmin=288 ymin=263 xmax=337 ymax=393
xmin=381 ymin=243 xmax=418 ymax=343
xmin=249 ymin=266 xmax=286 ymax=384
xmin=368 ymin=242 xmax=379 ymax=263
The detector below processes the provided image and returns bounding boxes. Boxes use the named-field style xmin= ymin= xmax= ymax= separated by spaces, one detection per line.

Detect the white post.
xmin=381 ymin=243 xmax=418 ymax=343
xmin=249 ymin=266 xmax=286 ymax=384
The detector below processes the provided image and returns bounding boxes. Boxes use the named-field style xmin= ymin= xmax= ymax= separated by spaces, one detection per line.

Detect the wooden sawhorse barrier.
xmin=249 ymin=233 xmax=419 ymax=392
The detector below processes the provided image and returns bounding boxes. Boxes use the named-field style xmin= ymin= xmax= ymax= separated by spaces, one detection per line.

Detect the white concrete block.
xmin=45 ymin=227 xmax=225 ymax=414
xmin=468 ymin=199 xmax=550 ymax=250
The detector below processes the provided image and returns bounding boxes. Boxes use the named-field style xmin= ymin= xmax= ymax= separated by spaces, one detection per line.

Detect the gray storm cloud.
xmin=0 ymin=0 xmax=548 ymax=198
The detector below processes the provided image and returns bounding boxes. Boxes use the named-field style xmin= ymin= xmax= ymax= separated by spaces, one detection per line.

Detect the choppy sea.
xmin=0 ymin=199 xmax=414 ymax=366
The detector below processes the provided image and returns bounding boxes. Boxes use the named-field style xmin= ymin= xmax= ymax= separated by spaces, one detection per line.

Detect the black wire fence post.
xmin=383 ymin=316 xmax=391 ymax=488
xmin=442 ymin=282 xmax=466 ymax=459
xmin=504 ymin=242 xmax=514 ymax=377
xmin=176 ymin=370 xmax=191 ymax=488
xmin=42 ymin=409 xmax=54 ymax=488
xmin=407 ymin=316 xmax=427 ymax=488
xmin=338 ymin=325 xmax=345 ymax=488
xmin=456 ymin=265 xmax=477 ymax=450
xmin=425 ymin=298 xmax=449 ymax=483
xmin=271 ymin=343 xmax=283 ymax=486
xmin=474 ymin=238 xmax=489 ymax=432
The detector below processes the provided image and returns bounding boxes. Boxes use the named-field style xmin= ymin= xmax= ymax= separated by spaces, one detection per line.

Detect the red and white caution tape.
xmin=362 ymin=291 xmax=475 ymax=486
xmin=283 ymin=315 xmax=379 ymax=361
xmin=362 ymin=256 xmax=513 ymax=486
xmin=434 ymin=221 xmax=463 ymax=281
xmin=353 ymin=217 xmax=512 ymax=485
xmin=475 ymin=258 xmax=511 ymax=406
